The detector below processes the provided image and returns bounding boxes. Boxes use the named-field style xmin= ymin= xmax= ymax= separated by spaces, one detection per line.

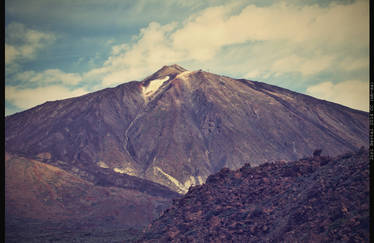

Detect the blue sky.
xmin=5 ymin=0 xmax=369 ymax=115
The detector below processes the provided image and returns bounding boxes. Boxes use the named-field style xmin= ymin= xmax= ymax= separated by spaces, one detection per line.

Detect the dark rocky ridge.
xmin=22 ymin=151 xmax=180 ymax=199
xmin=5 ymin=64 xmax=369 ymax=193
xmin=140 ymin=149 xmax=369 ymax=242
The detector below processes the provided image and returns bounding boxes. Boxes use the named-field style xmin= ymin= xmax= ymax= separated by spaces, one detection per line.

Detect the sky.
xmin=5 ymin=0 xmax=369 ymax=116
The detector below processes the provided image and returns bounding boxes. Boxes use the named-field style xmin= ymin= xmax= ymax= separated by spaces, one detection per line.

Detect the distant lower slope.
xmin=5 ymin=153 xmax=178 ymax=242
xmin=140 ymin=149 xmax=369 ymax=242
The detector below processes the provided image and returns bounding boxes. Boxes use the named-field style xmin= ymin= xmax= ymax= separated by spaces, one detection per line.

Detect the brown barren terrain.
xmin=140 ymin=149 xmax=369 ymax=242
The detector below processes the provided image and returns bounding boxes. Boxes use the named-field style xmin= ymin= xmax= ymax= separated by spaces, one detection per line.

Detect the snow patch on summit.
xmin=175 ymin=71 xmax=195 ymax=81
xmin=142 ymin=76 xmax=169 ymax=98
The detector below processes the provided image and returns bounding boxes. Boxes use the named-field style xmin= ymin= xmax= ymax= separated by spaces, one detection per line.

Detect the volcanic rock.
xmin=140 ymin=149 xmax=369 ymax=242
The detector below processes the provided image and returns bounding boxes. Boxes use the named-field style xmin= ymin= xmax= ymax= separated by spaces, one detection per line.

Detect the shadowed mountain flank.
xmin=5 ymin=153 xmax=178 ymax=242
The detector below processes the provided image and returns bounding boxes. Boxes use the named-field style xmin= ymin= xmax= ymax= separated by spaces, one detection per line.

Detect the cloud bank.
xmin=5 ymin=23 xmax=56 ymax=67
xmin=306 ymin=80 xmax=369 ymax=112
xmin=5 ymin=0 xmax=369 ymax=115
xmin=92 ymin=0 xmax=368 ymax=86
xmin=5 ymin=85 xmax=88 ymax=114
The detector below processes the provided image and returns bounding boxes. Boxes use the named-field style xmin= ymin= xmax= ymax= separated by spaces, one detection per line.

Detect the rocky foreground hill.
xmin=139 ymin=148 xmax=369 ymax=242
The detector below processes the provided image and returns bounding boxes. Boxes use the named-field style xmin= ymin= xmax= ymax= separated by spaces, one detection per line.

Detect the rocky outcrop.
xmin=140 ymin=149 xmax=369 ymax=242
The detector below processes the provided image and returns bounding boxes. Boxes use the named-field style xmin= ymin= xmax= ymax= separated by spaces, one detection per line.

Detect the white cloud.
xmin=5 ymin=67 xmax=91 ymax=115
xmin=306 ymin=80 xmax=369 ymax=112
xmin=271 ymin=54 xmax=334 ymax=76
xmin=171 ymin=5 xmax=234 ymax=61
xmin=14 ymin=69 xmax=82 ymax=85
xmin=105 ymin=21 xmax=179 ymax=68
xmin=110 ymin=43 xmax=129 ymax=55
xmin=5 ymin=22 xmax=56 ymax=65
xmin=338 ymin=56 xmax=369 ymax=71
xmin=5 ymin=85 xmax=89 ymax=112
xmin=97 ymin=21 xmax=186 ymax=86
xmin=244 ymin=70 xmax=261 ymax=79
xmin=13 ymin=71 xmax=36 ymax=83
xmin=5 ymin=44 xmax=18 ymax=64
xmin=90 ymin=0 xmax=368 ymax=87
xmin=82 ymin=66 xmax=109 ymax=80
xmin=35 ymin=69 xmax=82 ymax=85
xmin=171 ymin=1 xmax=368 ymax=60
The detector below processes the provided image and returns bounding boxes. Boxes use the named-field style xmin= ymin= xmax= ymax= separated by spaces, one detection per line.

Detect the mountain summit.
xmin=5 ymin=65 xmax=368 ymax=193
xmin=143 ymin=64 xmax=187 ymax=82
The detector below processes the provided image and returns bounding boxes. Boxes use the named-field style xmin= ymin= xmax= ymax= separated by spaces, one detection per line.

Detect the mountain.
xmin=5 ymin=64 xmax=368 ymax=193
xmin=140 ymin=148 xmax=369 ymax=242
xmin=5 ymin=64 xmax=368 ymax=194
xmin=5 ymin=64 xmax=369 ymax=241
xmin=5 ymin=153 xmax=178 ymax=242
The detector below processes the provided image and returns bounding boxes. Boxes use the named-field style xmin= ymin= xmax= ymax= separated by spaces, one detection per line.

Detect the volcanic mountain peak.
xmin=143 ymin=64 xmax=187 ymax=83
xmin=5 ymin=64 xmax=369 ymax=194
xmin=141 ymin=65 xmax=199 ymax=101
xmin=168 ymin=64 xmax=187 ymax=72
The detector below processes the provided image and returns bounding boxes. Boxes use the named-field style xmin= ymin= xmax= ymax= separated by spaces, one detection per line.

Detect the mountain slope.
xmin=5 ymin=153 xmax=177 ymax=242
xmin=140 ymin=149 xmax=369 ymax=242
xmin=5 ymin=64 xmax=368 ymax=193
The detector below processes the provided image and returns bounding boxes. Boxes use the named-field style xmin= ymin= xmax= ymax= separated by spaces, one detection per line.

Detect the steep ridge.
xmin=124 ymin=69 xmax=368 ymax=192
xmin=140 ymin=149 xmax=369 ymax=242
xmin=5 ymin=64 xmax=368 ymax=193
xmin=5 ymin=81 xmax=145 ymax=173
xmin=5 ymin=153 xmax=177 ymax=242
